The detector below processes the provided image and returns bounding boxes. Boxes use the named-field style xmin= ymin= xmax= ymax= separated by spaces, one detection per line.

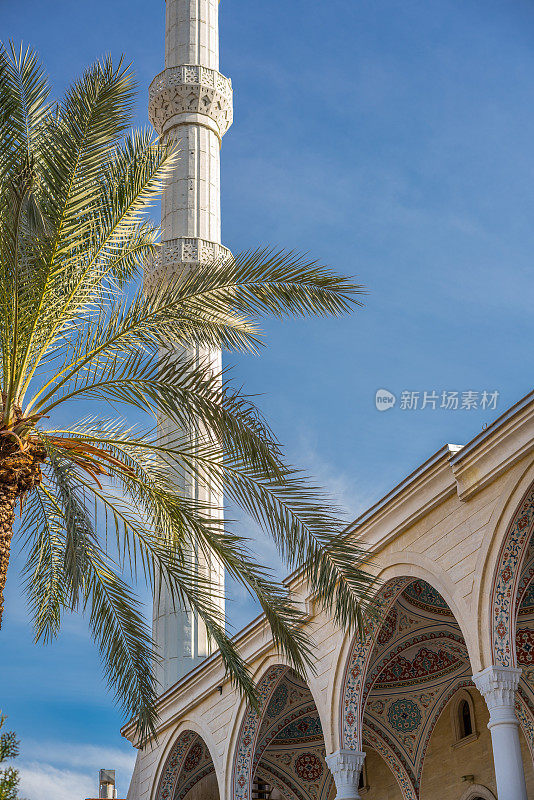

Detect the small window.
xmin=460 ymin=699 xmax=473 ymax=738
xmin=450 ymin=689 xmax=478 ymax=749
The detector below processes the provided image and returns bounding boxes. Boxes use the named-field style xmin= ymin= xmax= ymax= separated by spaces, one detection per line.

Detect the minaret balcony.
xmin=149 ymin=65 xmax=233 ymax=139
xmin=145 ymin=236 xmax=232 ymax=289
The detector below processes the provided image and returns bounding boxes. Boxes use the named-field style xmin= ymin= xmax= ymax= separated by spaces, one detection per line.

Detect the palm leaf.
xmin=0 ymin=45 xmax=374 ymax=742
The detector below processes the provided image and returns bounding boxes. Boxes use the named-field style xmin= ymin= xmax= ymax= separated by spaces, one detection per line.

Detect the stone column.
xmin=325 ymin=750 xmax=365 ymax=800
xmin=472 ymin=666 xmax=528 ymax=800
xmin=148 ymin=0 xmax=232 ymax=691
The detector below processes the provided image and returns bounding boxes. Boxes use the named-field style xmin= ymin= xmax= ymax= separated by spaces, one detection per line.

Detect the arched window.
xmin=460 ymin=699 xmax=473 ymax=737
xmin=450 ymin=689 xmax=478 ymax=748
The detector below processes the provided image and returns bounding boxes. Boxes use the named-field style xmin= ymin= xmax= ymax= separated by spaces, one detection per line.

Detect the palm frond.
xmin=174 ymin=247 xmax=365 ymax=323
xmin=0 ymin=42 xmax=50 ymax=178
xmin=42 ymin=417 xmax=375 ymax=658
xmin=1 ymin=45 xmax=372 ymax=742
xmin=16 ymin=130 xmax=178 ymax=405
xmin=25 ymin=244 xmax=364 ymax=415
xmin=40 ymin=449 xmax=158 ymax=742
xmin=20 ymin=486 xmax=66 ymax=640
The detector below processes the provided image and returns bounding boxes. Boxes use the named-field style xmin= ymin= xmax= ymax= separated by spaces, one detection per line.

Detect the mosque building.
xmin=123 ymin=4 xmax=534 ymax=799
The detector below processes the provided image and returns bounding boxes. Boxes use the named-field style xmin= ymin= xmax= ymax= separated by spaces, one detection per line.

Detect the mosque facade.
xmin=124 ymin=389 xmax=534 ymax=800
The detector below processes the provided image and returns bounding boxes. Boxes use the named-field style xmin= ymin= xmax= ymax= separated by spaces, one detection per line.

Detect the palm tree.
xmin=0 ymin=712 xmax=22 ymax=800
xmin=0 ymin=43 xmax=374 ymax=742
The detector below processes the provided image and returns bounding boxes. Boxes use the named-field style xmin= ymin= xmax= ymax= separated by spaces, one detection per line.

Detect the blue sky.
xmin=2 ymin=0 xmax=534 ymax=797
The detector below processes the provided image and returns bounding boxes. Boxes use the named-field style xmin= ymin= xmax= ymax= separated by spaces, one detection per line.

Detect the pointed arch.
xmin=229 ymin=659 xmax=332 ymax=800
xmin=336 ymin=554 xmax=479 ymax=757
xmin=154 ymin=726 xmax=220 ymax=800
xmin=337 ymin=569 xmax=482 ymax=800
xmin=230 ymin=663 xmax=290 ymax=800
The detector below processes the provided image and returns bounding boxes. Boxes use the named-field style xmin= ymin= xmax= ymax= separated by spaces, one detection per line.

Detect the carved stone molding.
xmin=325 ymin=750 xmax=366 ymax=800
xmin=145 ymin=236 xmax=232 ymax=288
xmin=149 ymin=65 xmax=233 ymax=138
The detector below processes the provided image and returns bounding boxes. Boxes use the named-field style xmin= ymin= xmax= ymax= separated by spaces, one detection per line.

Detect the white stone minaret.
xmin=148 ymin=0 xmax=232 ymax=691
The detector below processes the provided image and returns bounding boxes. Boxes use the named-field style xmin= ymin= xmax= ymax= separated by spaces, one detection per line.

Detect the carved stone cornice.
xmin=149 ymin=65 xmax=233 ymax=139
xmin=145 ymin=236 xmax=232 ymax=288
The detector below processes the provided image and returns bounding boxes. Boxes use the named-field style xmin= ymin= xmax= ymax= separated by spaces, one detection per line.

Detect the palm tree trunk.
xmin=0 ymin=437 xmax=47 ymax=627
xmin=0 ymin=490 xmax=16 ymax=627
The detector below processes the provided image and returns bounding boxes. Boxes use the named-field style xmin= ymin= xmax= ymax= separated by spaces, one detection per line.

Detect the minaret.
xmin=148 ymin=0 xmax=233 ymax=691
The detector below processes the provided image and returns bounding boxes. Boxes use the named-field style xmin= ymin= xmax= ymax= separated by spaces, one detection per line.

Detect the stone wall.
xmin=363 ymin=748 xmax=403 ymax=800
xmin=182 ymin=772 xmax=219 ymax=800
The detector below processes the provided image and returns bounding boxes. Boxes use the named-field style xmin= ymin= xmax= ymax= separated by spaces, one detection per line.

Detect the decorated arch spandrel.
xmin=490 ymin=484 xmax=534 ymax=667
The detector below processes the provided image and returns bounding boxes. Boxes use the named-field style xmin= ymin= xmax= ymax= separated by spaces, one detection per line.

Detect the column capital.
xmin=473 ymin=666 xmax=528 ymax=799
xmin=473 ymin=666 xmax=522 ymax=703
xmin=473 ymin=665 xmax=522 ymax=728
xmin=325 ymin=750 xmax=365 ymax=800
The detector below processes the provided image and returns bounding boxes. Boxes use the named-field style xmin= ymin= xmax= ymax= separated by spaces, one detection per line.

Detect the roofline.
xmin=342 ymin=389 xmax=534 ymax=534
xmin=450 ymin=389 xmax=534 ymax=465
xmin=346 ymin=444 xmax=462 ymax=533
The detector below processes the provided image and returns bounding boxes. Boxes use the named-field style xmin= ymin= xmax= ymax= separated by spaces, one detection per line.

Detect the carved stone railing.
xmin=145 ymin=236 xmax=232 ymax=289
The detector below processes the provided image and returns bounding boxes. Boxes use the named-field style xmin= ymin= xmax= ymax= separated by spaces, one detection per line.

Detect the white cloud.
xmin=15 ymin=742 xmax=136 ymax=800
xmin=18 ymin=763 xmax=94 ymax=800
xmin=293 ymin=430 xmax=376 ymax=522
xmin=22 ymin=741 xmax=136 ymax=773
